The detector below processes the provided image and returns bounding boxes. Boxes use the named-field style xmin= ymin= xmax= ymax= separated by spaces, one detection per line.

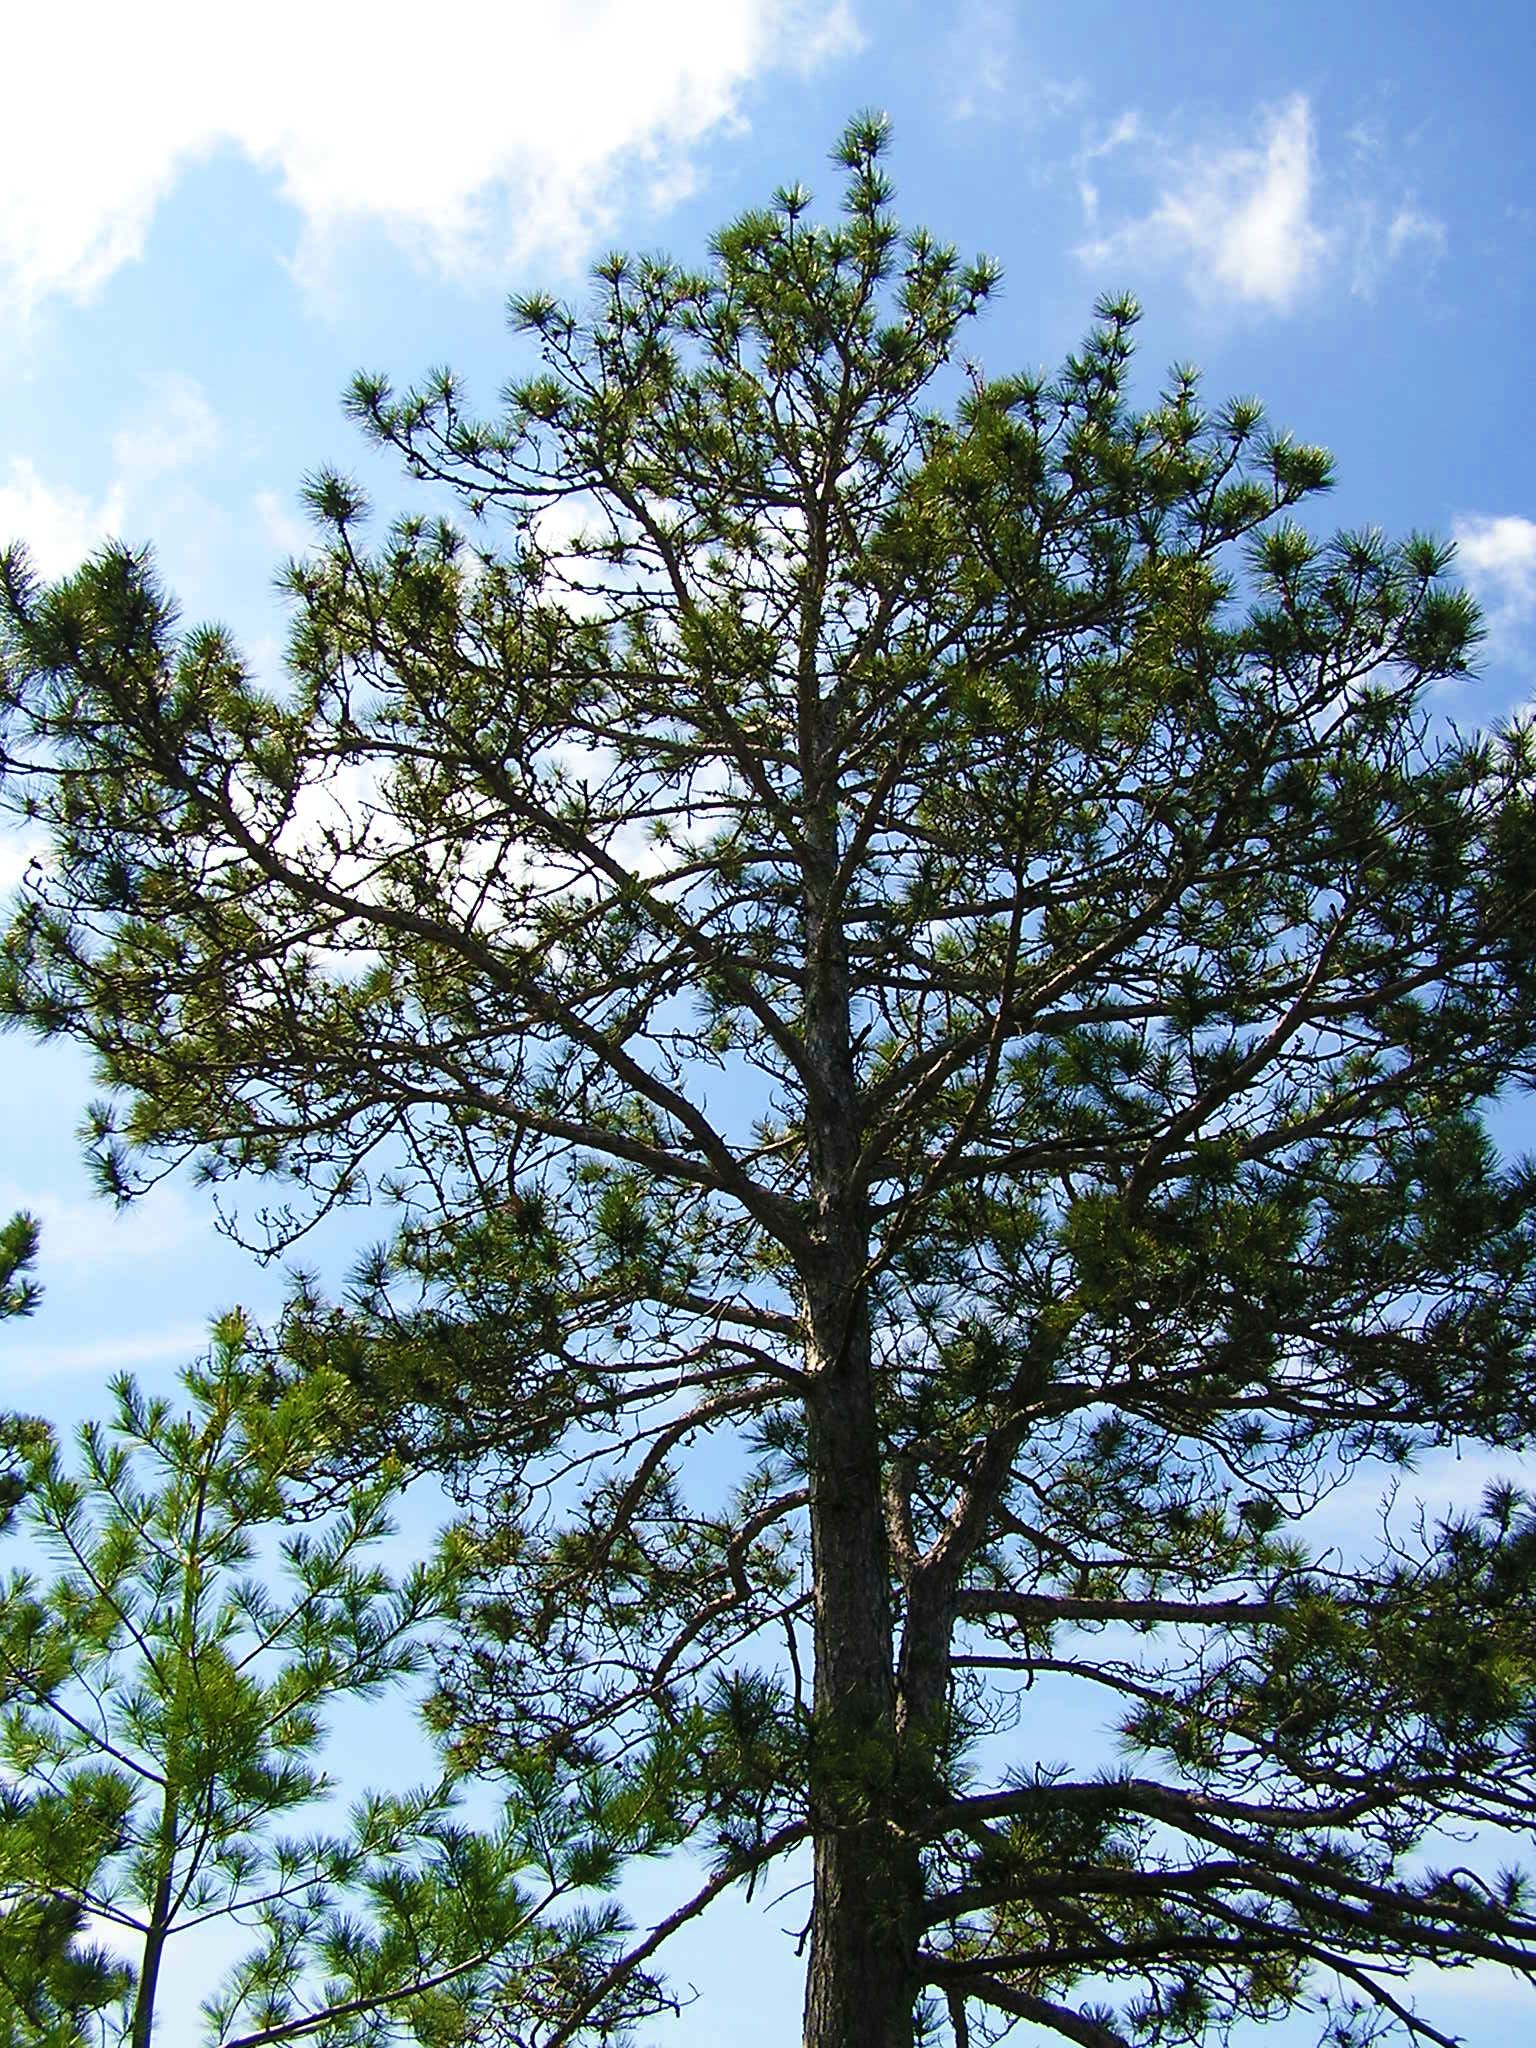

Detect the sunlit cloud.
xmin=0 ymin=457 xmax=123 ymax=577
xmin=1454 ymin=512 xmax=1536 ymax=660
xmin=1 ymin=0 xmax=860 ymax=312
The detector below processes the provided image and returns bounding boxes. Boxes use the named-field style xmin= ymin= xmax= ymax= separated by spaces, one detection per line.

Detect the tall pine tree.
xmin=4 ymin=119 xmax=1536 ymax=2048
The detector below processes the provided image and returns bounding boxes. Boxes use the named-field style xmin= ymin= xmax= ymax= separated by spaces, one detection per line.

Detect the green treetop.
xmin=4 ymin=118 xmax=1536 ymax=2048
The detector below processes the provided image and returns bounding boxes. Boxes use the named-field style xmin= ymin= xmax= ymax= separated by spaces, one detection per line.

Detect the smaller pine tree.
xmin=0 ymin=1316 xmax=671 ymax=2047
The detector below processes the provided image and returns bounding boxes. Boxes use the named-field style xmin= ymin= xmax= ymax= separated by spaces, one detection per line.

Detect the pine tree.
xmin=4 ymin=118 xmax=1536 ymax=2048
xmin=0 ymin=1320 xmax=664 ymax=2046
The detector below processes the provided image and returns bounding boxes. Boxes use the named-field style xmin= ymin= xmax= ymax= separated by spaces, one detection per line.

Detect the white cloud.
xmin=0 ymin=1180 xmax=205 ymax=1274
xmin=0 ymin=0 xmax=860 ymax=311
xmin=0 ymin=458 xmax=123 ymax=578
xmin=1454 ymin=513 xmax=1536 ymax=655
xmin=1077 ymin=95 xmax=1328 ymax=313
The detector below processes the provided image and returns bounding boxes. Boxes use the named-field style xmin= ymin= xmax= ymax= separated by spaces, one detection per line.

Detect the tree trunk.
xmin=796 ymin=628 xmax=923 ymax=2044
xmin=131 ymin=1843 xmax=176 ymax=2048
xmin=801 ymin=1261 xmax=922 ymax=2048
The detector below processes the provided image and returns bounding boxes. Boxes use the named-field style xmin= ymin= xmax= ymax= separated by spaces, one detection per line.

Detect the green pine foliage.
xmin=1 ymin=1211 xmax=45 ymax=1537
xmin=0 ymin=1212 xmax=40 ymax=1325
xmin=0 ymin=1320 xmax=669 ymax=2047
xmin=4 ymin=118 xmax=1536 ymax=2047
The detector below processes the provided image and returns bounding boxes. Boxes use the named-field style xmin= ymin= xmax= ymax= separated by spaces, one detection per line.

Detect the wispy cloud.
xmin=1075 ymin=112 xmax=1142 ymax=230
xmin=941 ymin=0 xmax=1083 ymax=126
xmin=1 ymin=376 xmax=222 ymax=580
xmin=112 ymin=374 xmax=222 ymax=486
xmin=0 ymin=1 xmax=859 ymax=313
xmin=1385 ymin=205 xmax=1446 ymax=265
xmin=1075 ymin=94 xmax=1447 ymax=316
xmin=253 ymin=488 xmax=315 ymax=561
xmin=1076 ymin=95 xmax=1327 ymax=313
xmin=6 ymin=1323 xmax=216 ymax=1384
xmin=0 ymin=1181 xmax=205 ymax=1276
xmin=1347 ymin=198 xmax=1447 ymax=297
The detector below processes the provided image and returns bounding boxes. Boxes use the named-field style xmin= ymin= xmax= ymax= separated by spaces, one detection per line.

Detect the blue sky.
xmin=2 ymin=1 xmax=1535 ymax=2041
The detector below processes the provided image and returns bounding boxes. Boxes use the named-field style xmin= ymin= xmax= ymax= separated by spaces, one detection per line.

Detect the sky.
xmin=1 ymin=0 xmax=1535 ymax=2041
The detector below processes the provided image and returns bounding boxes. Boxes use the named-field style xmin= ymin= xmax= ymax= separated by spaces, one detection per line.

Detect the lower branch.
xmin=544 ymin=1820 xmax=809 ymax=2048
xmin=925 ymin=1968 xmax=1131 ymax=2048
